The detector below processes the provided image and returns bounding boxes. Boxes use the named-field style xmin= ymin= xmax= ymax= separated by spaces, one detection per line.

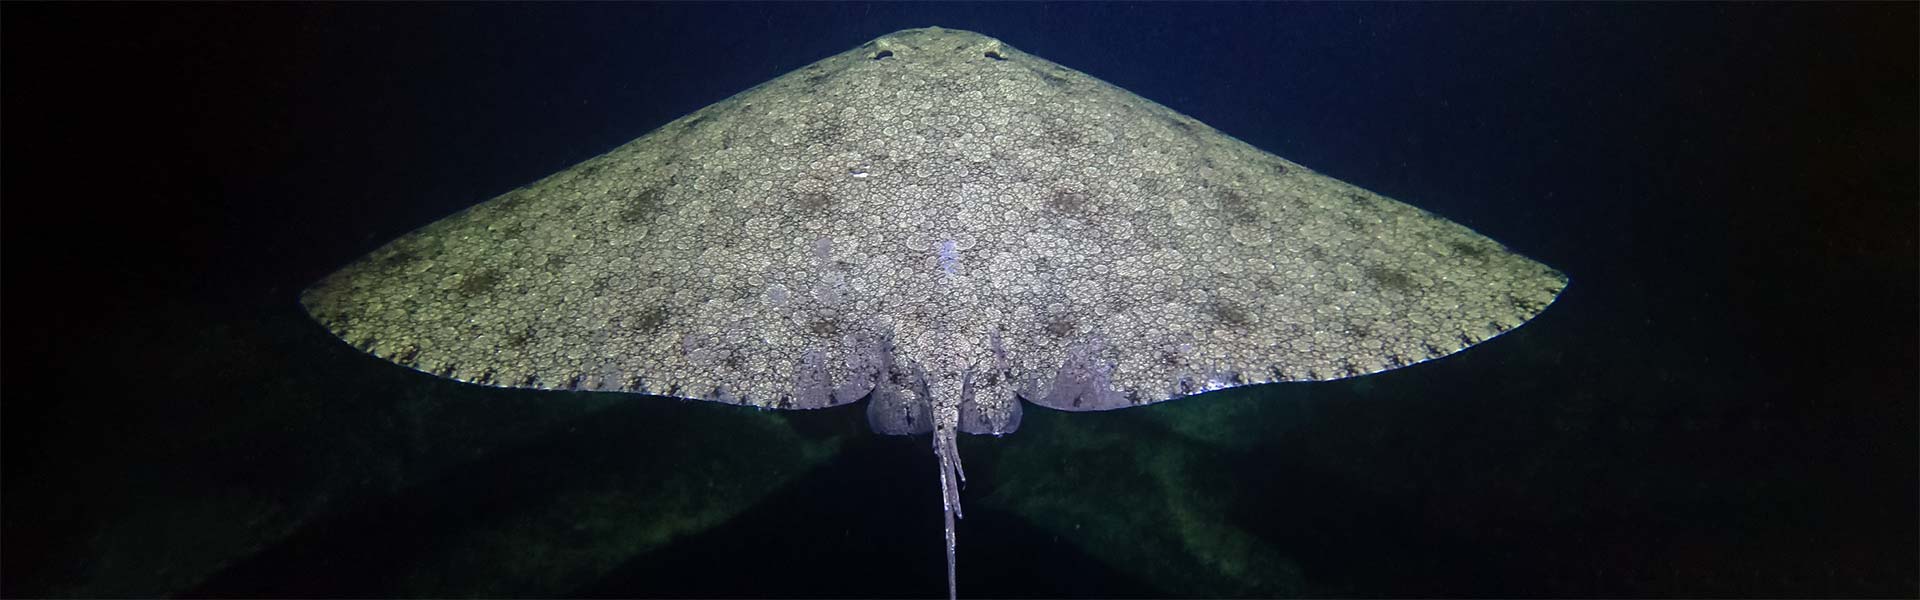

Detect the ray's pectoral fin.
xmin=1028 ymin=336 xmax=1131 ymax=411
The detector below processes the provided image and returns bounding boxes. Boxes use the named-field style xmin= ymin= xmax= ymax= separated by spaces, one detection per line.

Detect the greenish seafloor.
xmin=977 ymin=394 xmax=1309 ymax=597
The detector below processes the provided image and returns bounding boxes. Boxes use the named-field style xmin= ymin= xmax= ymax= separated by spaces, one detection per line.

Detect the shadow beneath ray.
xmin=576 ymin=430 xmax=1155 ymax=599
xmin=181 ymin=396 xmax=844 ymax=597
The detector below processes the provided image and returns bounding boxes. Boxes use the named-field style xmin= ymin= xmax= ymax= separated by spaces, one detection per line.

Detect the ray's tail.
xmin=935 ymin=425 xmax=965 ymax=600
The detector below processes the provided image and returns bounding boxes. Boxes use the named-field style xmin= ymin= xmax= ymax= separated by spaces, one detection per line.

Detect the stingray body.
xmin=303 ymin=27 xmax=1565 ymax=597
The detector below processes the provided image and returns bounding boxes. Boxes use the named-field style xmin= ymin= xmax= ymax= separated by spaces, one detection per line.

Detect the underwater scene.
xmin=4 ymin=3 xmax=1914 ymax=598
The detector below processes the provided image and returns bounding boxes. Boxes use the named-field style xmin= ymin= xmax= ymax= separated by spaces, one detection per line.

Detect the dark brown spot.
xmin=505 ymin=327 xmax=534 ymax=350
xmin=809 ymin=319 xmax=842 ymax=337
xmin=886 ymin=366 xmax=914 ymax=387
xmin=1211 ymin=301 xmax=1254 ymax=327
xmin=494 ymin=188 xmax=531 ymax=211
xmin=1348 ymin=320 xmax=1374 ymax=339
xmin=1046 ymin=190 xmax=1089 ymax=214
xmin=619 ymin=188 xmax=664 ymax=225
xmin=374 ymin=246 xmax=419 ymax=271
xmin=491 ymin=221 xmax=527 ymax=240
xmin=794 ymin=191 xmax=833 ymax=212
xmin=1159 ymin=348 xmax=1186 ymax=367
xmin=635 ymin=307 xmax=673 ymax=334
xmin=455 ymin=270 xmax=502 ymax=296
xmin=1044 ymin=121 xmax=1086 ymax=148
xmin=799 ymin=114 xmax=846 ymax=146
xmin=803 ymin=68 xmax=834 ymax=88
xmin=1032 ymin=256 xmax=1054 ymax=274
xmin=981 ymin=369 xmax=1004 ymax=387
xmin=1449 ymin=240 xmax=1490 ymax=259
xmin=1176 ymin=376 xmax=1199 ymax=395
xmin=1509 ymin=294 xmax=1546 ymax=314
xmin=1214 ymin=187 xmax=1259 ymax=221
xmin=1043 ymin=315 xmax=1076 ymax=338
xmin=1135 ymin=176 xmax=1167 ymax=196
xmin=1364 ymin=265 xmax=1415 ymax=292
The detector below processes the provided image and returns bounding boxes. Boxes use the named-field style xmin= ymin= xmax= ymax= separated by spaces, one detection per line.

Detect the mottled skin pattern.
xmin=302 ymin=27 xmax=1567 ymax=598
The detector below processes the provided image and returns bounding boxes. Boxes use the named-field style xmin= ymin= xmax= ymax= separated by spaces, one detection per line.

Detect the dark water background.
xmin=4 ymin=3 xmax=1914 ymax=598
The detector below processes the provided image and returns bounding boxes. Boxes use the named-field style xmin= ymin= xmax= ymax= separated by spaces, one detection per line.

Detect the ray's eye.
xmin=871 ymin=50 xmax=894 ymax=60
xmin=984 ymin=50 xmax=1006 ymax=61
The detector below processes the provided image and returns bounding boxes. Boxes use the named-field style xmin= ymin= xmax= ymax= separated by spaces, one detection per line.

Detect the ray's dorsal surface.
xmin=302 ymin=27 xmax=1566 ymax=598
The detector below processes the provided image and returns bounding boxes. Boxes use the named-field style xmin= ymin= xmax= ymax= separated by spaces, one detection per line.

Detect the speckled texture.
xmin=302 ymin=26 xmax=1566 ymax=428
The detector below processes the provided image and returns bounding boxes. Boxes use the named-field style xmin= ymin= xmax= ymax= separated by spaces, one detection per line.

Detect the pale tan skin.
xmin=304 ymin=27 xmax=1566 ymax=599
